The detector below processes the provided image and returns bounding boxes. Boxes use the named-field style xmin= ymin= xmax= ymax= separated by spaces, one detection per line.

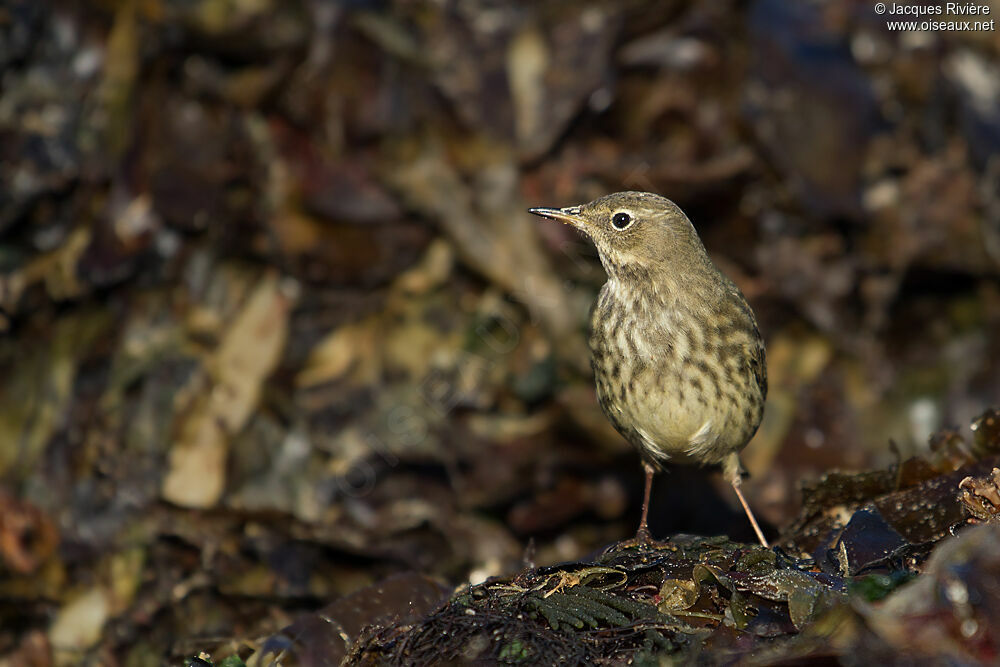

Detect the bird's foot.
xmin=607 ymin=526 xmax=656 ymax=552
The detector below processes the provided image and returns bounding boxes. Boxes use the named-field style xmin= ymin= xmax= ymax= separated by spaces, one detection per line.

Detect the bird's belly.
xmin=589 ymin=285 xmax=763 ymax=468
xmin=592 ymin=346 xmax=758 ymax=468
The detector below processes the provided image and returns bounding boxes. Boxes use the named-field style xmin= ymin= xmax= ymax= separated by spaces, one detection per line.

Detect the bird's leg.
xmin=635 ymin=461 xmax=656 ymax=544
xmin=606 ymin=463 xmax=656 ymax=551
xmin=730 ymin=476 xmax=769 ymax=548
xmin=723 ymin=453 xmax=768 ymax=547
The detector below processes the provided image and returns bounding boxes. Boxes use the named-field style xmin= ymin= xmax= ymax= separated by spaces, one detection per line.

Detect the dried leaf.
xmin=162 ymin=273 xmax=294 ymax=508
xmin=49 ymin=587 xmax=110 ymax=655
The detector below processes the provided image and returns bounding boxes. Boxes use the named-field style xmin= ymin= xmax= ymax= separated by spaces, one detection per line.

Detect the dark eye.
xmin=612 ymin=212 xmax=633 ymax=229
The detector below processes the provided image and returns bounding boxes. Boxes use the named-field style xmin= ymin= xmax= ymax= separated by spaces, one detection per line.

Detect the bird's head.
xmin=529 ymin=191 xmax=709 ymax=278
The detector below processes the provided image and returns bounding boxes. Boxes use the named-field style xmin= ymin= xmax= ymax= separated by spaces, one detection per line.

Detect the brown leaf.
xmin=162 ymin=272 xmax=294 ymax=508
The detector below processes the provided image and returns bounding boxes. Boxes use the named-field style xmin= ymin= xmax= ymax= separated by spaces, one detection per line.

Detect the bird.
xmin=529 ymin=191 xmax=769 ymax=547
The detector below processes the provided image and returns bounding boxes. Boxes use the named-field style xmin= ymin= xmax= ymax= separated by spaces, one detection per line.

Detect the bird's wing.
xmin=747 ymin=318 xmax=767 ymax=400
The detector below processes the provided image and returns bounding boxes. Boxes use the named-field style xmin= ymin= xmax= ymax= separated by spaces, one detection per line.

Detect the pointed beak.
xmin=528 ymin=206 xmax=586 ymax=229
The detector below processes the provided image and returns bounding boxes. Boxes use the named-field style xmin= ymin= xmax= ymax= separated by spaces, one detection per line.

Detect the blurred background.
xmin=1 ymin=0 xmax=999 ymax=662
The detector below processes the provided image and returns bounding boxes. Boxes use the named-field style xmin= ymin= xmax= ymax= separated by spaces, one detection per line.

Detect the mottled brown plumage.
xmin=530 ymin=192 xmax=769 ymax=546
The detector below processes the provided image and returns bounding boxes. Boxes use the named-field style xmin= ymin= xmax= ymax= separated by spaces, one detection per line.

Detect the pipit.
xmin=530 ymin=192 xmax=769 ymax=547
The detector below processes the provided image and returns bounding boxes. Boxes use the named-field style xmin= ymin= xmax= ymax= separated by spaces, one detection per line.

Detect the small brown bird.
xmin=530 ymin=192 xmax=769 ymax=547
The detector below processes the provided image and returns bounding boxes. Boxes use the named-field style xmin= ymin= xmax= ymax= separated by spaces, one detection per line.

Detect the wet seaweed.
xmin=345 ymin=410 xmax=1000 ymax=664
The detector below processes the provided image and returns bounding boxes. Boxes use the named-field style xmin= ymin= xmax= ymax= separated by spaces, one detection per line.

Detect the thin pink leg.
xmin=635 ymin=462 xmax=655 ymax=543
xmin=732 ymin=480 xmax=769 ymax=548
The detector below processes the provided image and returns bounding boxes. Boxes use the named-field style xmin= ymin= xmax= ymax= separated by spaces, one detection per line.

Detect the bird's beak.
xmin=528 ymin=206 xmax=586 ymax=229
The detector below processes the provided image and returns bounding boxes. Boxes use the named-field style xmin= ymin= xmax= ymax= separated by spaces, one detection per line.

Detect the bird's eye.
xmin=612 ymin=212 xmax=633 ymax=230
